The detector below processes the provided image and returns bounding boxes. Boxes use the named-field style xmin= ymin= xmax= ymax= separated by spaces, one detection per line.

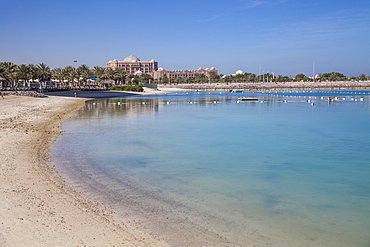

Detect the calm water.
xmin=51 ymin=90 xmax=370 ymax=246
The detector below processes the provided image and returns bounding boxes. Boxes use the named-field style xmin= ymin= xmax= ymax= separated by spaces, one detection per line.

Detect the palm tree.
xmin=114 ymin=68 xmax=127 ymax=85
xmin=160 ymin=74 xmax=169 ymax=84
xmin=139 ymin=73 xmax=153 ymax=84
xmin=63 ymin=66 xmax=78 ymax=87
xmin=246 ymin=73 xmax=256 ymax=82
xmin=0 ymin=65 xmax=5 ymax=89
xmin=27 ymin=64 xmax=38 ymax=85
xmin=77 ymin=64 xmax=92 ymax=86
xmin=1 ymin=62 xmax=17 ymax=87
xmin=36 ymin=63 xmax=51 ymax=83
xmin=195 ymin=73 xmax=208 ymax=83
xmin=92 ymin=66 xmax=105 ymax=78
xmin=52 ymin=68 xmax=66 ymax=86
xmin=104 ymin=68 xmax=118 ymax=82
xmin=16 ymin=64 xmax=32 ymax=87
xmin=208 ymin=71 xmax=220 ymax=83
xmin=77 ymin=64 xmax=91 ymax=77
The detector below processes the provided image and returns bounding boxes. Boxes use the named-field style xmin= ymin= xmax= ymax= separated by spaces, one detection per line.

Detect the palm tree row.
xmin=0 ymin=62 xmax=154 ymax=89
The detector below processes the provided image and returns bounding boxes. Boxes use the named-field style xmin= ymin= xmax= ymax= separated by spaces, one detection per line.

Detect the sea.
xmin=51 ymin=90 xmax=370 ymax=246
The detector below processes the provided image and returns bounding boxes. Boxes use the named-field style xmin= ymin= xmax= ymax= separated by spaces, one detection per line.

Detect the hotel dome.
xmin=123 ymin=55 xmax=140 ymax=62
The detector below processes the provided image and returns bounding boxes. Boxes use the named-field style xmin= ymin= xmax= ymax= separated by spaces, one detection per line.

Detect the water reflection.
xmin=76 ymin=90 xmax=369 ymax=120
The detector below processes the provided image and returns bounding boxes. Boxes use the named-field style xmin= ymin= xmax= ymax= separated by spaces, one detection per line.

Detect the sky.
xmin=1 ymin=0 xmax=370 ymax=77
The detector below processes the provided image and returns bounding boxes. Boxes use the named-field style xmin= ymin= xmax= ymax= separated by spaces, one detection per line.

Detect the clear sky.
xmin=2 ymin=0 xmax=369 ymax=76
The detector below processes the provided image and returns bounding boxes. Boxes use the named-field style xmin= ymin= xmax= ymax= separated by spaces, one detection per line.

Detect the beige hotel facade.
xmin=106 ymin=55 xmax=218 ymax=80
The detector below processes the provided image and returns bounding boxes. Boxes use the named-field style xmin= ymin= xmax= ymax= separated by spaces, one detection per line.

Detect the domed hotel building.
xmin=106 ymin=55 xmax=218 ymax=80
xmin=106 ymin=55 xmax=158 ymax=75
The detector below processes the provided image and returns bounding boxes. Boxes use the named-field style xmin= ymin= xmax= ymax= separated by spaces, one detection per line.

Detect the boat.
xmin=230 ymin=89 xmax=244 ymax=93
xmin=237 ymin=96 xmax=259 ymax=102
xmin=323 ymin=97 xmax=339 ymax=102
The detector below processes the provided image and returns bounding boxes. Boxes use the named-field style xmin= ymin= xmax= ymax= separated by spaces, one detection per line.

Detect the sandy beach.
xmin=0 ymin=94 xmax=169 ymax=247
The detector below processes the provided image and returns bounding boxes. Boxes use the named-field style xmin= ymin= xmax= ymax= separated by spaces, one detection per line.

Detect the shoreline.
xmin=0 ymin=95 xmax=169 ymax=246
xmin=157 ymin=81 xmax=370 ymax=91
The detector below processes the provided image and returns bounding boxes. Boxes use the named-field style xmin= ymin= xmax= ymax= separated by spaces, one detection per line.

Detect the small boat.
xmin=230 ymin=89 xmax=244 ymax=93
xmin=238 ymin=96 xmax=258 ymax=101
xmin=323 ymin=97 xmax=339 ymax=102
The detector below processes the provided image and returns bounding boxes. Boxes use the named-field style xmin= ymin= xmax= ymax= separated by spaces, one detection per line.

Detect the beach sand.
xmin=0 ymin=95 xmax=169 ymax=247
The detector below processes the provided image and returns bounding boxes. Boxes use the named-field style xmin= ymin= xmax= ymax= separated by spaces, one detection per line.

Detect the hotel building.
xmin=106 ymin=55 xmax=158 ymax=75
xmin=106 ymin=55 xmax=218 ymax=80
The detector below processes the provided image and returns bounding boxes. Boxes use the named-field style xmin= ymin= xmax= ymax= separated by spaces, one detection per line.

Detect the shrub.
xmin=110 ymin=85 xmax=143 ymax=92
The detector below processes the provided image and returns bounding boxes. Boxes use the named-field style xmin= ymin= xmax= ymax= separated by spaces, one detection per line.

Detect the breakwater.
xmin=1 ymin=90 xmax=47 ymax=97
xmin=158 ymin=81 xmax=370 ymax=92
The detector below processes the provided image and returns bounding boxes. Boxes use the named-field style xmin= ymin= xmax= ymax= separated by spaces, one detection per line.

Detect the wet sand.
xmin=0 ymin=94 xmax=169 ymax=246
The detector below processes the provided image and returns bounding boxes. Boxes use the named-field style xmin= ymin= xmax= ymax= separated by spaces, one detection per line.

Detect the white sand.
xmin=0 ymin=95 xmax=169 ymax=247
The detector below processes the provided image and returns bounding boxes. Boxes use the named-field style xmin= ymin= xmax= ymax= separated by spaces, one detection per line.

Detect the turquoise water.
xmin=51 ymin=90 xmax=370 ymax=246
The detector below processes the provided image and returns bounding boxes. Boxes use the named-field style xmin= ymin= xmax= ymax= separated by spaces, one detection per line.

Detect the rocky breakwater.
xmin=158 ymin=81 xmax=370 ymax=92
xmin=1 ymin=90 xmax=47 ymax=98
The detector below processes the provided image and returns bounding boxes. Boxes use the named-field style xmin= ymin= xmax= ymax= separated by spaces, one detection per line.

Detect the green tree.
xmin=104 ymin=68 xmax=119 ymax=84
xmin=139 ymin=73 xmax=153 ymax=84
xmin=77 ymin=64 xmax=92 ymax=86
xmin=114 ymin=68 xmax=127 ymax=85
xmin=36 ymin=63 xmax=51 ymax=82
xmin=208 ymin=71 xmax=220 ymax=82
xmin=27 ymin=64 xmax=38 ymax=83
xmin=160 ymin=74 xmax=169 ymax=84
xmin=0 ymin=62 xmax=17 ymax=87
xmin=246 ymin=73 xmax=256 ymax=82
xmin=92 ymin=66 xmax=105 ymax=78
xmin=321 ymin=72 xmax=346 ymax=81
xmin=16 ymin=64 xmax=31 ymax=87
xmin=77 ymin=64 xmax=91 ymax=78
xmin=357 ymin=74 xmax=367 ymax=81
xmin=52 ymin=68 xmax=66 ymax=86
xmin=195 ymin=73 xmax=208 ymax=83
xmin=63 ymin=66 xmax=78 ymax=86
xmin=295 ymin=73 xmax=306 ymax=81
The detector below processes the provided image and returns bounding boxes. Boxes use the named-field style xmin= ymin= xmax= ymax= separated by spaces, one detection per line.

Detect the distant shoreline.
xmin=2 ymin=81 xmax=369 ymax=99
xmin=158 ymin=81 xmax=370 ymax=92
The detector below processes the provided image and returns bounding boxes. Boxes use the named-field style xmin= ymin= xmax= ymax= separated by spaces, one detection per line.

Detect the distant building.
xmin=106 ymin=55 xmax=158 ymax=75
xmin=231 ymin=69 xmax=244 ymax=76
xmin=106 ymin=55 xmax=218 ymax=80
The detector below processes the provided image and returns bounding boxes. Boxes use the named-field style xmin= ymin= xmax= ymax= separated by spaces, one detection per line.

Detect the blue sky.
xmin=2 ymin=0 xmax=369 ymax=76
